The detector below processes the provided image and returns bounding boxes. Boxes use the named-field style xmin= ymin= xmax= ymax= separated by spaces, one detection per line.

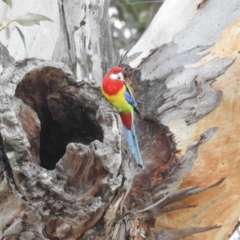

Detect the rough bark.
xmin=123 ymin=0 xmax=240 ymax=239
xmin=0 ymin=0 xmax=240 ymax=240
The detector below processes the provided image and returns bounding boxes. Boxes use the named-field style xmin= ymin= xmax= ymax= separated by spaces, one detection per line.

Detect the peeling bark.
xmin=0 ymin=60 xmax=124 ymax=239
xmin=0 ymin=58 xmax=225 ymax=239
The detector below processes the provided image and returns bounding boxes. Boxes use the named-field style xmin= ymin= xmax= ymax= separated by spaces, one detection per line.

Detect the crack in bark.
xmin=61 ymin=0 xmax=71 ymax=50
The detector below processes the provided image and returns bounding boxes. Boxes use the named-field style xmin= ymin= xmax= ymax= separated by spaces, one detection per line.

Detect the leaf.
xmin=2 ymin=0 xmax=12 ymax=8
xmin=15 ymin=26 xmax=26 ymax=50
xmin=14 ymin=13 xmax=54 ymax=27
xmin=5 ymin=26 xmax=10 ymax=39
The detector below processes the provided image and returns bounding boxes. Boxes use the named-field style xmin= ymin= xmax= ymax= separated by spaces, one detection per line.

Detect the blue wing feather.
xmin=123 ymin=119 xmax=144 ymax=169
xmin=124 ymin=82 xmax=140 ymax=114
xmin=122 ymin=81 xmax=143 ymax=168
xmin=124 ymin=90 xmax=135 ymax=105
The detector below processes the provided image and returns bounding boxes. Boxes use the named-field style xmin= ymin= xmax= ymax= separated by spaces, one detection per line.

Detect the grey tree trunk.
xmin=0 ymin=0 xmax=240 ymax=240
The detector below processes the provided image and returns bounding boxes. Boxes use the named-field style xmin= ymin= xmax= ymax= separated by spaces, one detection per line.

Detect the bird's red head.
xmin=102 ymin=66 xmax=125 ymax=95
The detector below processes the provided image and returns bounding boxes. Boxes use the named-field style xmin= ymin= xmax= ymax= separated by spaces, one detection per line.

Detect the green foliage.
xmin=5 ymin=25 xmax=10 ymax=39
xmin=2 ymin=0 xmax=12 ymax=8
xmin=15 ymin=13 xmax=53 ymax=26
xmin=15 ymin=26 xmax=26 ymax=49
xmin=0 ymin=4 xmax=54 ymax=51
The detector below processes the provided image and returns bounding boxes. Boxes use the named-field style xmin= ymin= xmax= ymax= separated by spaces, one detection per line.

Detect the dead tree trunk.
xmin=0 ymin=0 xmax=240 ymax=239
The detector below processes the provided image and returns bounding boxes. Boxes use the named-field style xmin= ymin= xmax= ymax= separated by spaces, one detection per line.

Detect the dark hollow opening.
xmin=15 ymin=67 xmax=103 ymax=170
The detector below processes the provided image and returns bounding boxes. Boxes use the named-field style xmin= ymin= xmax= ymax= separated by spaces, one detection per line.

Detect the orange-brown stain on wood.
xmin=156 ymin=18 xmax=240 ymax=240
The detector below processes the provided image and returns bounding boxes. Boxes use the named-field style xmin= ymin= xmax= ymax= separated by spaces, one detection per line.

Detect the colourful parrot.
xmin=101 ymin=66 xmax=144 ymax=169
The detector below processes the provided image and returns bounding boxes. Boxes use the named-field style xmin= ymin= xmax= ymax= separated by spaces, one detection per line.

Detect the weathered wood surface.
xmin=0 ymin=0 xmax=240 ymax=239
xmin=0 ymin=0 xmax=114 ymax=82
xmin=0 ymin=57 xmax=223 ymax=239
xmin=124 ymin=0 xmax=240 ymax=239
xmin=0 ymin=59 xmax=122 ymax=239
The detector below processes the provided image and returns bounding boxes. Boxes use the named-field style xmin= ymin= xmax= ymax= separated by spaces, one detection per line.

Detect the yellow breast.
xmin=102 ymin=86 xmax=133 ymax=113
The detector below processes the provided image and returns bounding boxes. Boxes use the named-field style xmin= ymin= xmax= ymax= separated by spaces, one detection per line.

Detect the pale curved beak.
xmin=117 ymin=72 xmax=124 ymax=80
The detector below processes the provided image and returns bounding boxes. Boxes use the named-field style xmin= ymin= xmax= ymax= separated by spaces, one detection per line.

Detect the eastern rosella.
xmin=101 ymin=66 xmax=144 ymax=169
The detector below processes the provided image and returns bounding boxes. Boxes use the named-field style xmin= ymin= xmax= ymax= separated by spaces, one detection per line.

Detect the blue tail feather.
xmin=123 ymin=124 xmax=144 ymax=169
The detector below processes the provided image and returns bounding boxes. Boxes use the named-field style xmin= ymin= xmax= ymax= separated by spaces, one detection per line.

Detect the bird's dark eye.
xmin=113 ymin=70 xmax=117 ymax=74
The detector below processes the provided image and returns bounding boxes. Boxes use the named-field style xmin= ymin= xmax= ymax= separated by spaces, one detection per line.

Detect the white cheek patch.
xmin=110 ymin=73 xmax=118 ymax=79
